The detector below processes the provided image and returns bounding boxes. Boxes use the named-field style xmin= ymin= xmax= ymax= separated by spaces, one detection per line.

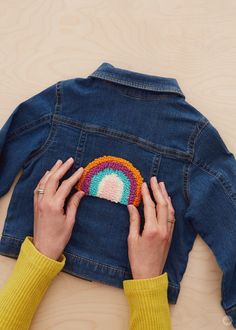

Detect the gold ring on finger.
xmin=37 ymin=188 xmax=45 ymax=194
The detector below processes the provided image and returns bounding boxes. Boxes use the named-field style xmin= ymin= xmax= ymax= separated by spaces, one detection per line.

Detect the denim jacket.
xmin=0 ymin=62 xmax=236 ymax=326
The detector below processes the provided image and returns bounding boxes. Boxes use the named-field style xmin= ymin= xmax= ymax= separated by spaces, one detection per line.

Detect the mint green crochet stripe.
xmin=89 ymin=168 xmax=130 ymax=205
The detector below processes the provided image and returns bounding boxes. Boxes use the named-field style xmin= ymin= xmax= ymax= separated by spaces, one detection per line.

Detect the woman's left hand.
xmin=33 ymin=157 xmax=85 ymax=260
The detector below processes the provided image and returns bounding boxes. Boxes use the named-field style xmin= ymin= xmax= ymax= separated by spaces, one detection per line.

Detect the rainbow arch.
xmin=75 ymin=155 xmax=144 ymax=207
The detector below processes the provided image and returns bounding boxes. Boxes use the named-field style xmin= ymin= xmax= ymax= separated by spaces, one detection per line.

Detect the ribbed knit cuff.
xmin=23 ymin=236 xmax=66 ymax=279
xmin=123 ymin=272 xmax=171 ymax=330
xmin=0 ymin=236 xmax=66 ymax=330
xmin=123 ymin=272 xmax=168 ymax=293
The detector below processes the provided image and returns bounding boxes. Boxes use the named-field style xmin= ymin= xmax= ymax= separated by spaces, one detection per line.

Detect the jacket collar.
xmin=89 ymin=62 xmax=184 ymax=97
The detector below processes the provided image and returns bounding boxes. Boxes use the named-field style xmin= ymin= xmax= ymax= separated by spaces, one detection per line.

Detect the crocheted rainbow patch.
xmin=75 ymin=155 xmax=144 ymax=206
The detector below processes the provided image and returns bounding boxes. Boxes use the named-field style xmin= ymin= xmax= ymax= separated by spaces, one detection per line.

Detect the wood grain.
xmin=0 ymin=1 xmax=235 ymax=329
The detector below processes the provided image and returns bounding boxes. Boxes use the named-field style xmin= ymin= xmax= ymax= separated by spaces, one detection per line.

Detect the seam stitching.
xmin=89 ymin=72 xmax=185 ymax=97
xmin=6 ymin=114 xmax=51 ymax=142
xmin=23 ymin=83 xmax=59 ymax=167
xmin=190 ymin=160 xmax=236 ymax=207
xmin=185 ymin=118 xmax=210 ymax=202
xmin=53 ymin=115 xmax=192 ymax=162
xmin=0 ymin=234 xmax=130 ymax=275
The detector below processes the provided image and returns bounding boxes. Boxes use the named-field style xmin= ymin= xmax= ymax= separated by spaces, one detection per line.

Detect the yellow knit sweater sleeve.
xmin=0 ymin=236 xmax=171 ymax=330
xmin=123 ymin=272 xmax=172 ymax=330
xmin=0 ymin=236 xmax=66 ymax=330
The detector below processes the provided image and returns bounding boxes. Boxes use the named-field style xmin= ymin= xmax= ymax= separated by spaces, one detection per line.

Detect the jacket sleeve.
xmin=0 ymin=82 xmax=58 ymax=196
xmin=0 ymin=236 xmax=66 ymax=330
xmin=184 ymin=120 xmax=236 ymax=328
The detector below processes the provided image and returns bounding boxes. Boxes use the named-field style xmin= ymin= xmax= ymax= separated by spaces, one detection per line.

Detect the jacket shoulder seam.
xmin=6 ymin=82 xmax=60 ymax=141
xmin=191 ymin=159 xmax=236 ymax=208
xmin=184 ymin=117 xmax=209 ymax=204
xmin=187 ymin=117 xmax=236 ymax=207
xmin=22 ymin=82 xmax=60 ymax=167
xmin=6 ymin=113 xmax=52 ymax=142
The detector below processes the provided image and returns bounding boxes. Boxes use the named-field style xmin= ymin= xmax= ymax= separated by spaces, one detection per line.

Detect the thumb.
xmin=66 ymin=190 xmax=85 ymax=226
xmin=127 ymin=204 xmax=141 ymax=238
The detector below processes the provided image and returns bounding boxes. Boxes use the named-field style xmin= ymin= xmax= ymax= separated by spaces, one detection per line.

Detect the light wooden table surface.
xmin=0 ymin=1 xmax=235 ymax=329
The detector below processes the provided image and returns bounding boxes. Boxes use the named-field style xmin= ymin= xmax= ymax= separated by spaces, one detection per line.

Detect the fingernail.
xmin=56 ymin=159 xmax=62 ymax=165
xmin=160 ymin=182 xmax=166 ymax=190
xmin=68 ymin=157 xmax=74 ymax=162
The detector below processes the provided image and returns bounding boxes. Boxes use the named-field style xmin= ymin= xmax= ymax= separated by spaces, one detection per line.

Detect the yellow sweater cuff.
xmin=0 ymin=235 xmax=66 ymax=329
xmin=123 ymin=272 xmax=168 ymax=293
xmin=123 ymin=272 xmax=171 ymax=330
xmin=23 ymin=236 xmax=66 ymax=277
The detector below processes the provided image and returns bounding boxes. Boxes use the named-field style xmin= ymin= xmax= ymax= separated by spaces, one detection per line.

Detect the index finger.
xmin=54 ymin=166 xmax=84 ymax=205
xmin=44 ymin=157 xmax=75 ymax=197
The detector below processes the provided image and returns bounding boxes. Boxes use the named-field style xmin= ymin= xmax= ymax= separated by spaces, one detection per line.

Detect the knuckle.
xmin=44 ymin=200 xmax=60 ymax=213
xmin=170 ymin=208 xmax=175 ymax=216
xmin=157 ymin=200 xmax=168 ymax=208
xmin=48 ymin=174 xmax=56 ymax=183
xmin=148 ymin=201 xmax=156 ymax=209
xmin=145 ymin=227 xmax=159 ymax=239
xmin=159 ymin=230 xmax=170 ymax=242
xmin=162 ymin=200 xmax=168 ymax=207
xmin=127 ymin=233 xmax=137 ymax=243
xmin=51 ymin=173 xmax=59 ymax=182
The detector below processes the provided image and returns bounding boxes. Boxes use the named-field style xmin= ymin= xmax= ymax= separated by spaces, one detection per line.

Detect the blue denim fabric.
xmin=0 ymin=62 xmax=236 ymax=326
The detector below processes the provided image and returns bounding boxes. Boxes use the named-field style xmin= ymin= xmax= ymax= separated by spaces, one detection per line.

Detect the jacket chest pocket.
xmin=73 ymin=129 xmax=162 ymax=209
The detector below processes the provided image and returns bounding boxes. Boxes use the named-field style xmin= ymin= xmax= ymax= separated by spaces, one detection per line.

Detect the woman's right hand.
xmin=33 ymin=158 xmax=85 ymax=261
xmin=127 ymin=177 xmax=176 ymax=280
